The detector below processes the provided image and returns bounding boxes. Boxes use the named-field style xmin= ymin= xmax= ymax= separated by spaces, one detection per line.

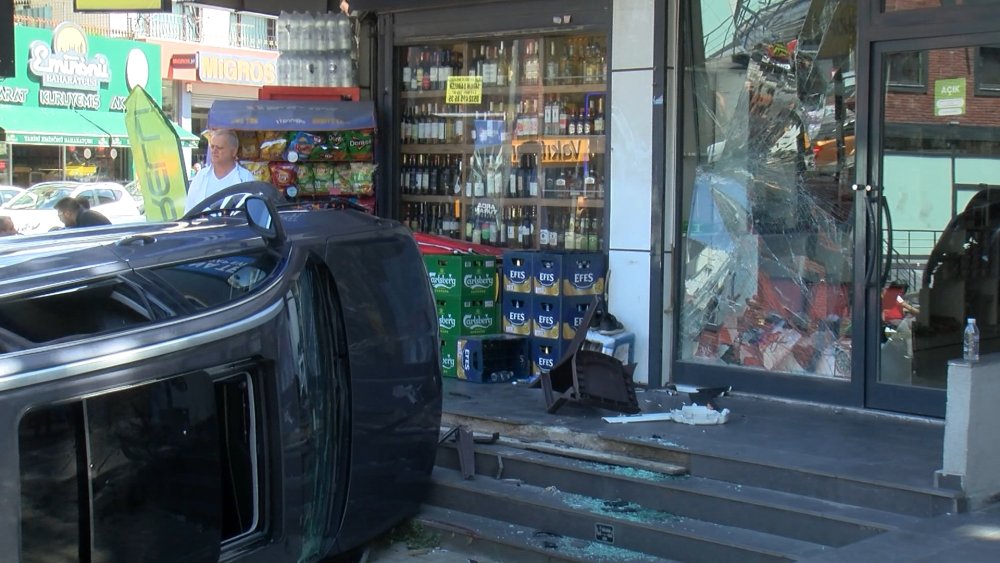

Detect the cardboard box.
xmin=501 ymin=293 xmax=533 ymax=336
xmin=533 ymin=251 xmax=606 ymax=297
xmin=436 ymin=298 xmax=499 ymax=338
xmin=440 ymin=337 xmax=458 ymax=378
xmin=457 ymin=335 xmax=529 ymax=383
xmin=503 ymin=250 xmax=535 ymax=294
xmin=424 ymin=254 xmax=498 ymax=299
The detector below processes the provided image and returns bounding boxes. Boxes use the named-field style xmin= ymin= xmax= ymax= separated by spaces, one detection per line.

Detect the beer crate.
xmin=457 ymin=335 xmax=529 ymax=383
xmin=502 ymin=250 xmax=535 ymax=294
xmin=436 ymin=298 xmax=499 ymax=338
xmin=424 ymin=254 xmax=498 ymax=299
xmin=533 ymin=251 xmax=606 ymax=297
xmin=531 ymin=337 xmax=570 ymax=375
xmin=501 ymin=293 xmax=533 ymax=336
xmin=531 ymin=295 xmax=595 ymax=340
xmin=440 ymin=337 xmax=458 ymax=378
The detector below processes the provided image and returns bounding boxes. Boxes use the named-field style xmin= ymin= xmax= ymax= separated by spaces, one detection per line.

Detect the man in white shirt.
xmin=184 ymin=129 xmax=254 ymax=213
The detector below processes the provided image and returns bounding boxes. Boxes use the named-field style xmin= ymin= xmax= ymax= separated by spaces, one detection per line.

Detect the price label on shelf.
xmin=446 ymin=76 xmax=483 ymax=105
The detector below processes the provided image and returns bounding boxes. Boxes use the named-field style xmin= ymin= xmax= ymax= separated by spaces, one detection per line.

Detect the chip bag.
xmin=242 ymin=161 xmax=271 ymax=183
xmin=237 ymin=131 xmax=259 ymax=160
xmin=346 ymin=129 xmax=374 ymax=161
xmin=258 ymin=131 xmax=288 ymax=161
xmin=297 ymin=163 xmax=316 ymax=194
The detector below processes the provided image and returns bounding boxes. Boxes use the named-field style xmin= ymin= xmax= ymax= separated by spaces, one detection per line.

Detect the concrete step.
xmin=436 ymin=440 xmax=923 ymax=547
xmin=429 ymin=466 xmax=832 ymax=563
xmin=416 ymin=505 xmax=672 ymax=562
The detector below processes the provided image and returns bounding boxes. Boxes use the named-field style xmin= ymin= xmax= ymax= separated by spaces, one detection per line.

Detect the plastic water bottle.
xmin=963 ymin=318 xmax=980 ymax=362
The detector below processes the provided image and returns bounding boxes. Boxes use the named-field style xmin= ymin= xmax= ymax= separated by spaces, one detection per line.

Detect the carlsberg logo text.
xmin=463 ymin=314 xmax=494 ymax=330
xmin=442 ymin=357 xmax=456 ymax=369
xmin=464 ymin=274 xmax=494 ymax=290
xmin=430 ymin=272 xmax=457 ymax=290
xmin=440 ymin=315 xmax=457 ymax=330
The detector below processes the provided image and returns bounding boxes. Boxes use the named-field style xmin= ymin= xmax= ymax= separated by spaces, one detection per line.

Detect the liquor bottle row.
xmin=400 ymin=155 xmax=605 ymax=200
xmin=401 ymin=95 xmax=607 ymax=145
xmin=400 ymin=36 xmax=606 ymax=91
xmin=403 ymin=203 xmax=604 ymax=251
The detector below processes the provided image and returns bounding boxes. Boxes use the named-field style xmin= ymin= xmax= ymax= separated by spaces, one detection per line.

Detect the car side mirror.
xmin=245 ymin=197 xmax=284 ymax=246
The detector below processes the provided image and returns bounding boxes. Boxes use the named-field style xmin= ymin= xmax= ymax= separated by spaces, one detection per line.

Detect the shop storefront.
xmin=151 ymin=39 xmax=279 ymax=166
xmin=0 ymin=22 xmax=196 ymax=187
xmin=354 ymin=0 xmax=1000 ymax=417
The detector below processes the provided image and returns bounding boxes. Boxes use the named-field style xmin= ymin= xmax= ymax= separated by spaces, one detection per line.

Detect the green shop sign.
xmin=0 ymin=23 xmax=161 ymax=113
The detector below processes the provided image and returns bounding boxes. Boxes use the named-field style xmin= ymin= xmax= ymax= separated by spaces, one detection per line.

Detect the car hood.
xmin=3 ymin=209 xmax=62 ymax=235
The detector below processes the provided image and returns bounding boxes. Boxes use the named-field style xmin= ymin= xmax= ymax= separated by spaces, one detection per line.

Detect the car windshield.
xmin=6 ymin=185 xmax=76 ymax=210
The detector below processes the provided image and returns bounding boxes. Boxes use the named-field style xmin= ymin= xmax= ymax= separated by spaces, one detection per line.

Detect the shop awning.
xmin=0 ymin=106 xmax=200 ymax=149
xmin=207 ymin=100 xmax=377 ymax=131
xmin=79 ymin=111 xmax=201 ymax=150
xmin=0 ymin=106 xmax=112 ymax=147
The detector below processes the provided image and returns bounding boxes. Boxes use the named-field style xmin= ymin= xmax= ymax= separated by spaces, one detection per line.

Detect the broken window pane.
xmin=679 ymin=0 xmax=857 ymax=379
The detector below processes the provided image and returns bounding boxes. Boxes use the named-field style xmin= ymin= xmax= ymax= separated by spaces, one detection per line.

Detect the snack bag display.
xmin=297 ymin=163 xmax=316 ymax=194
xmin=349 ymin=162 xmax=377 ymax=196
xmin=289 ymin=132 xmax=323 ymax=163
xmin=346 ymin=129 xmax=374 ymax=161
xmin=237 ymin=131 xmax=259 ymax=159
xmin=258 ymin=131 xmax=288 ymax=161
xmin=332 ymin=164 xmax=352 ymax=195
xmin=314 ymin=162 xmax=337 ymax=193
xmin=269 ymin=161 xmax=298 ymax=195
xmin=243 ymin=161 xmax=272 ymax=183
xmin=327 ymin=131 xmax=350 ymax=161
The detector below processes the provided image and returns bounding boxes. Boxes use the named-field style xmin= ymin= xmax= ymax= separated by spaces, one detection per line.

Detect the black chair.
xmin=541 ymin=295 xmax=640 ymax=414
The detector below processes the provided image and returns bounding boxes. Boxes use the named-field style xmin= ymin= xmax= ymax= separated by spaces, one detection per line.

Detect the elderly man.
xmin=184 ymin=129 xmax=254 ymax=212
xmin=0 ymin=216 xmax=16 ymax=236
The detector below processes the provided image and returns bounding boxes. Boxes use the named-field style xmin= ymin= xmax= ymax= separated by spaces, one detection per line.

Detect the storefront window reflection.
xmin=679 ymin=0 xmax=857 ymax=378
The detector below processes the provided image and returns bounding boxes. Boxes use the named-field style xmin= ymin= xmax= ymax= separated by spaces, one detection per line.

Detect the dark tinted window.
xmin=887 ymin=51 xmax=926 ymax=90
xmin=976 ymin=46 xmax=1000 ymax=94
xmin=0 ymin=276 xmax=158 ymax=351
xmin=19 ymin=374 xmax=221 ymax=562
xmin=142 ymin=252 xmax=280 ymax=311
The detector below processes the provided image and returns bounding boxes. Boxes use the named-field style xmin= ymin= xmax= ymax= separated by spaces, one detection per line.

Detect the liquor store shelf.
xmin=401 ymin=136 xmax=606 ymax=155
xmin=400 ymin=83 xmax=607 ymax=99
xmin=401 ymin=195 xmax=605 ymax=208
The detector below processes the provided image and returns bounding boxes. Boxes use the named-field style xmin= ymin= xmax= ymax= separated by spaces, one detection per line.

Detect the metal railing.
xmin=887 ymin=228 xmax=943 ymax=290
xmin=14 ymin=7 xmax=276 ymax=51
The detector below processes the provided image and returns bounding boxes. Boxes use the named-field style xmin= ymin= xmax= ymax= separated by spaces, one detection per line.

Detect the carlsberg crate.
xmin=436 ymin=298 xmax=499 ymax=338
xmin=424 ymin=254 xmax=498 ymax=299
xmin=440 ymin=337 xmax=458 ymax=378
xmin=533 ymin=251 xmax=606 ymax=297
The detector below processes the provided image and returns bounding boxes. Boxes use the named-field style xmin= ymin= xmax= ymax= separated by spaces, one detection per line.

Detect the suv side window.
xmin=139 ymin=252 xmax=280 ymax=312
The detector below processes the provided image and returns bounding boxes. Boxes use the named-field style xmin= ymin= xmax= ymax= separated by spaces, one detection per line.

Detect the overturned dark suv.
xmin=0 ymin=184 xmax=442 ymax=562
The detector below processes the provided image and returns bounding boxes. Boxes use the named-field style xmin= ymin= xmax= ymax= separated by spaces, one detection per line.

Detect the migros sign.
xmin=197 ymin=52 xmax=277 ymax=87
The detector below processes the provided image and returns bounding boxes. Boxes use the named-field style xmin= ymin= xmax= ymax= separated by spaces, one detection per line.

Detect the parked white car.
xmin=4 ymin=181 xmax=144 ymax=234
xmin=0 ymin=185 xmax=25 ymax=206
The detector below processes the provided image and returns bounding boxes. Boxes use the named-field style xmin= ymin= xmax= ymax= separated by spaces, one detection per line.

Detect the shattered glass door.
xmin=679 ymin=0 xmax=857 ymax=378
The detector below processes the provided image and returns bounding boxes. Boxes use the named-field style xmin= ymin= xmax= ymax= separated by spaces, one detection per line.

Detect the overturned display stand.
xmin=206 ymin=99 xmax=378 ymax=212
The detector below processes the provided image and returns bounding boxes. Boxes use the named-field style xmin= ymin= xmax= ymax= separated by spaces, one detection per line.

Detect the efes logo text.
xmin=508 ymin=270 xmax=527 ymax=281
xmin=507 ymin=311 xmax=526 ymax=324
xmin=539 ymin=357 xmax=555 ymax=369
xmin=430 ymin=273 xmax=457 ymax=289
xmin=574 ymin=273 xmax=595 ymax=286
xmin=464 ymin=274 xmax=493 ymax=290
xmin=538 ymin=272 xmax=557 ymax=285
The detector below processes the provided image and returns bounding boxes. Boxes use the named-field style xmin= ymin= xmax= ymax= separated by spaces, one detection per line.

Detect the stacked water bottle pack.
xmin=276 ymin=11 xmax=357 ymax=87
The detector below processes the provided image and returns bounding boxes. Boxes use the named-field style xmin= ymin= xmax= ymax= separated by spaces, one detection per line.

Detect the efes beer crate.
xmin=436 ymin=298 xmax=499 ymax=338
xmin=424 ymin=254 xmax=498 ymax=300
xmin=531 ymin=337 xmax=570 ymax=375
xmin=440 ymin=338 xmax=458 ymax=378
xmin=503 ymin=250 xmax=535 ymax=294
xmin=501 ymin=293 xmax=533 ymax=336
xmin=532 ymin=296 xmax=595 ymax=340
xmin=457 ymin=335 xmax=529 ymax=383
xmin=533 ymin=251 xmax=606 ymax=297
